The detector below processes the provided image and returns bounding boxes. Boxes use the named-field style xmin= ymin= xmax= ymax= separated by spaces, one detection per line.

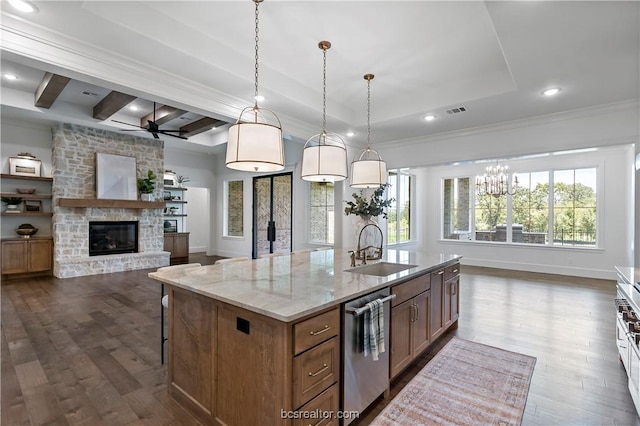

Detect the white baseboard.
xmin=461 ymin=257 xmax=617 ymax=280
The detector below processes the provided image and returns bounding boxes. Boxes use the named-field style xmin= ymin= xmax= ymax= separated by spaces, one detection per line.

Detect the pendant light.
xmin=301 ymin=41 xmax=348 ymax=182
xmin=350 ymin=74 xmax=387 ymax=188
xmin=226 ymin=0 xmax=284 ymax=172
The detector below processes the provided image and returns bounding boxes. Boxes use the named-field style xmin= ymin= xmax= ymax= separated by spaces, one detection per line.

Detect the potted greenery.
xmin=137 ymin=170 xmax=157 ymax=201
xmin=1 ymin=196 xmax=24 ymax=213
xmin=176 ymin=175 xmax=190 ymax=188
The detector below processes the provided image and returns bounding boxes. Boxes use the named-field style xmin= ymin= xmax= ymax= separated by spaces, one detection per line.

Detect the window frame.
xmin=308 ymin=181 xmax=335 ymax=245
xmin=387 ymin=169 xmax=414 ymax=246
xmin=441 ymin=164 xmax=601 ymax=249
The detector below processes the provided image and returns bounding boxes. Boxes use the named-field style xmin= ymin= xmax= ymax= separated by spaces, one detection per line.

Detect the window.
xmin=309 ymin=182 xmax=334 ymax=244
xmin=443 ymin=167 xmax=598 ymax=247
xmin=387 ymin=170 xmax=412 ymax=244
xmin=224 ymin=180 xmax=243 ymax=237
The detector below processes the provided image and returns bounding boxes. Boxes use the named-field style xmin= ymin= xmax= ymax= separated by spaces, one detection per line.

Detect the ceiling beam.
xmin=140 ymin=106 xmax=187 ymax=128
xmin=93 ymin=91 xmax=136 ymax=120
xmin=180 ymin=117 xmax=226 ymax=137
xmin=34 ymin=73 xmax=71 ymax=109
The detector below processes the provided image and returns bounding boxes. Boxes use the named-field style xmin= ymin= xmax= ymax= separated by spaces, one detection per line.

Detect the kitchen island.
xmin=149 ymin=249 xmax=461 ymax=425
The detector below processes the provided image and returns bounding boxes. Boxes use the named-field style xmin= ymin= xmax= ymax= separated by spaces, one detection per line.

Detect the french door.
xmin=252 ymin=172 xmax=292 ymax=258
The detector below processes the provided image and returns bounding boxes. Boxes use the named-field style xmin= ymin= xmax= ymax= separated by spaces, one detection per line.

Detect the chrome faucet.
xmin=349 ymin=251 xmax=356 ymax=267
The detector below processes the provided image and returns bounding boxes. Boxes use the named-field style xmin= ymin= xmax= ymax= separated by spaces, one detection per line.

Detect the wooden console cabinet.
xmin=163 ymin=232 xmax=189 ymax=263
xmin=1 ymin=237 xmax=52 ymax=278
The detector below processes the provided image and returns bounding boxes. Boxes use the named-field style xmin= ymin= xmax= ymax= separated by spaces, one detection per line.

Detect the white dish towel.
xmin=363 ymin=299 xmax=385 ymax=361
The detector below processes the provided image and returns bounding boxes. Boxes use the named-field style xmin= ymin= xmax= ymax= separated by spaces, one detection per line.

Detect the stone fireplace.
xmin=52 ymin=123 xmax=169 ymax=278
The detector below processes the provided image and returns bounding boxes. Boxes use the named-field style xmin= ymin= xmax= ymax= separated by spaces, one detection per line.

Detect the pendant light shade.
xmin=301 ymin=41 xmax=348 ymax=182
xmin=226 ymin=106 xmax=284 ymax=172
xmin=351 ymin=73 xmax=387 ymax=188
xmin=226 ymin=0 xmax=285 ymax=172
xmin=350 ymin=147 xmax=387 ymax=188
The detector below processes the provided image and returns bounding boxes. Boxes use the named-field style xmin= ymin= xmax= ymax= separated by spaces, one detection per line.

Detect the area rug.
xmin=371 ymin=337 xmax=536 ymax=426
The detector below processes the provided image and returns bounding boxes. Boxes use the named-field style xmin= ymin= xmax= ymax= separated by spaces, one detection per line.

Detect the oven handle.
xmin=346 ymin=294 xmax=396 ymax=317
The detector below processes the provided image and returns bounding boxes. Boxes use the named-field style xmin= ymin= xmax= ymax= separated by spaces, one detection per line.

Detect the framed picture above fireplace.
xmin=96 ymin=153 xmax=137 ymax=200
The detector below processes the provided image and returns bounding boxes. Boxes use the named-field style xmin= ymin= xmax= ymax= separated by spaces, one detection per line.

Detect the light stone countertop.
xmin=149 ymin=248 xmax=462 ymax=322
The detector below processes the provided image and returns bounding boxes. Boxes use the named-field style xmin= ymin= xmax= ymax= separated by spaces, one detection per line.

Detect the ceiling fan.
xmin=113 ymin=102 xmax=188 ymax=140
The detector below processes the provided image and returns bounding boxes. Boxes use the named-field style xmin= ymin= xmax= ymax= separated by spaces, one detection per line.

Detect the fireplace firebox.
xmin=89 ymin=221 xmax=138 ymax=256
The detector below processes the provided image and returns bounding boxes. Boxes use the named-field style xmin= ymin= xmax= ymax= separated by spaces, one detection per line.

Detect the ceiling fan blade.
xmin=151 ymin=132 xmax=160 ymax=139
xmin=120 ymin=129 xmax=145 ymax=132
xmin=159 ymin=131 xmax=188 ymax=140
xmin=112 ymin=119 xmax=143 ymax=129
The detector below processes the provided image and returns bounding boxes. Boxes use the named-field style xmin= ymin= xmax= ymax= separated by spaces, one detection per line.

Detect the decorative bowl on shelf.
xmin=15 ymin=227 xmax=38 ymax=238
xmin=17 ymin=188 xmax=36 ymax=194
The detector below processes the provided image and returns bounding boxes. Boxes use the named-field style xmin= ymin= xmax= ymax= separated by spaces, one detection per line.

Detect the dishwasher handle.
xmin=346 ymin=294 xmax=396 ymax=316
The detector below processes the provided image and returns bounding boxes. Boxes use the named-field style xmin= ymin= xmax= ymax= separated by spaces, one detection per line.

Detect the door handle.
xmin=267 ymin=221 xmax=276 ymax=242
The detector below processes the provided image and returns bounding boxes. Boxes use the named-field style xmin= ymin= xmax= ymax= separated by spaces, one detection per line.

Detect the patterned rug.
xmin=371 ymin=337 xmax=536 ymax=426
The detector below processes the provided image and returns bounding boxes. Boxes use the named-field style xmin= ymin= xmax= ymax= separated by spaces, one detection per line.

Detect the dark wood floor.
xmin=2 ymin=257 xmax=639 ymax=425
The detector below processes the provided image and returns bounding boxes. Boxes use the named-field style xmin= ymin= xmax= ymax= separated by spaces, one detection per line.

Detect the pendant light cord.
xmin=367 ymin=78 xmax=371 ymax=149
xmin=322 ymin=44 xmax=327 ymax=136
xmin=254 ymin=0 xmax=260 ymax=107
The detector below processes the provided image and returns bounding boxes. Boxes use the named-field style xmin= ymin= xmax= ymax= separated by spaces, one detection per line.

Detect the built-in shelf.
xmin=1 ymin=212 xmax=53 ymax=217
xmin=164 ymin=214 xmax=187 ymax=217
xmin=0 ymin=192 xmax=52 ymax=199
xmin=0 ymin=174 xmax=53 ymax=182
xmin=58 ymin=198 xmax=165 ymax=209
xmin=164 ymin=186 xmax=187 ymax=191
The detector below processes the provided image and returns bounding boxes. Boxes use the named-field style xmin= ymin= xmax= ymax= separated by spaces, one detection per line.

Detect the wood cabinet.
xmin=1 ymin=237 xmax=52 ymax=277
xmin=430 ymin=269 xmax=445 ymax=340
xmin=163 ymin=232 xmax=189 ymax=263
xmin=166 ymin=286 xmax=341 ymax=425
xmin=390 ymin=273 xmax=431 ymax=378
xmin=391 ymin=261 xmax=460 ymax=378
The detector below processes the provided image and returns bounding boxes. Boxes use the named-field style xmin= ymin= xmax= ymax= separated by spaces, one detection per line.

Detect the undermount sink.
xmin=346 ymin=262 xmax=418 ymax=277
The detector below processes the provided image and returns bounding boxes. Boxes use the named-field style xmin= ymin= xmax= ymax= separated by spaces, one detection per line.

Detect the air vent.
xmin=446 ymin=106 xmax=467 ymax=115
xmin=81 ymin=90 xmax=99 ymax=97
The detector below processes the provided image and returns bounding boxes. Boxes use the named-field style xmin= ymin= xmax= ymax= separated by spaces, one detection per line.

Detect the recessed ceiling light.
xmin=424 ymin=115 xmax=436 ymax=122
xmin=542 ymin=87 xmax=561 ymax=96
xmin=254 ymin=94 xmax=265 ymax=102
xmin=346 ymin=131 xmax=355 ymax=137
xmin=8 ymin=0 xmax=38 ymax=13
xmin=129 ymin=105 xmax=139 ymax=111
xmin=4 ymin=74 xmax=19 ymax=80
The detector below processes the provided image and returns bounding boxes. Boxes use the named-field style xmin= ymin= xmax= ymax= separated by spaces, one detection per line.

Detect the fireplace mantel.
xmin=58 ymin=198 xmax=165 ymax=209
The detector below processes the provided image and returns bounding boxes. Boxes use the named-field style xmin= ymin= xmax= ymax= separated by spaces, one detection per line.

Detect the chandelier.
xmin=476 ymin=163 xmax=518 ymax=197
xmin=226 ymin=0 xmax=284 ymax=173
xmin=350 ymin=74 xmax=387 ymax=188
xmin=301 ymin=41 xmax=348 ymax=182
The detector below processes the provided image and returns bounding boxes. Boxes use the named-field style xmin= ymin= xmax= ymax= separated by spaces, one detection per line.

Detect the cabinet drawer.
xmin=294 ymin=308 xmax=340 ymax=355
xmin=392 ymin=274 xmax=430 ymax=306
xmin=293 ymin=384 xmax=339 ymax=426
xmin=293 ymin=337 xmax=339 ymax=409
xmin=444 ymin=262 xmax=460 ymax=281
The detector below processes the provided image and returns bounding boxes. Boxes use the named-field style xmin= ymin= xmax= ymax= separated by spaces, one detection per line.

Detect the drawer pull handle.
xmin=437 ymin=270 xmax=444 ymax=275
xmin=309 ymin=363 xmax=329 ymax=377
xmin=310 ymin=325 xmax=330 ymax=336
xmin=452 ymin=269 xmax=458 ymax=273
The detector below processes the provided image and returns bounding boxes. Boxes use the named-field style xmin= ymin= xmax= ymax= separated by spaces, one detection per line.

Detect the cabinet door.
xmin=445 ymin=276 xmax=459 ymax=328
xmin=413 ymin=290 xmax=431 ymax=356
xmin=174 ymin=233 xmax=189 ymax=258
xmin=390 ymin=299 xmax=413 ymax=379
xmin=430 ymin=270 xmax=444 ymax=340
xmin=1 ymin=240 xmax=28 ymax=274
xmin=28 ymin=239 xmax=52 ymax=272
xmin=163 ymin=234 xmax=174 ymax=253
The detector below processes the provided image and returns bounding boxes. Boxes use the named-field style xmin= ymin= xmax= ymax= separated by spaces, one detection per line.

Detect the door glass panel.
xmin=272 ymin=175 xmax=292 ymax=252
xmin=254 ymin=177 xmax=272 ymax=256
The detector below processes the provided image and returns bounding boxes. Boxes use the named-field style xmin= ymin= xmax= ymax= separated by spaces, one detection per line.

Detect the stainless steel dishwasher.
xmin=343 ymin=287 xmax=393 ymax=424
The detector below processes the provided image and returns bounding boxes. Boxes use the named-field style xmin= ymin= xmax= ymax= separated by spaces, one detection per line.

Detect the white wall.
xmin=185 ymin=187 xmax=210 ymax=253
xmin=1 ymin=119 xmax=53 ymax=174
